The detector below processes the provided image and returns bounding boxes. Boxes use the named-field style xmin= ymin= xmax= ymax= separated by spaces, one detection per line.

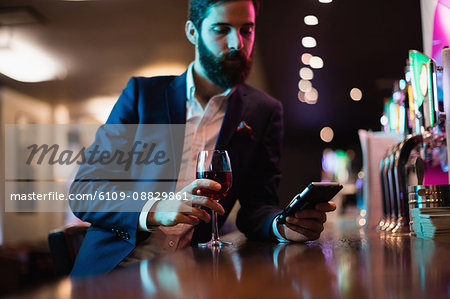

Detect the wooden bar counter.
xmin=9 ymin=220 xmax=450 ymax=299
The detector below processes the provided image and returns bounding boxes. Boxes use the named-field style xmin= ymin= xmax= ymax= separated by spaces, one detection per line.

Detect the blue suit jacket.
xmin=70 ymin=72 xmax=284 ymax=277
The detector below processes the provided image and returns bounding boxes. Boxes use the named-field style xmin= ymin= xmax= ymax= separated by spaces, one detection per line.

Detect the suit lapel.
xmin=165 ymin=72 xmax=187 ymax=124
xmin=215 ymin=86 xmax=246 ymax=150
xmin=164 ymin=72 xmax=187 ymax=191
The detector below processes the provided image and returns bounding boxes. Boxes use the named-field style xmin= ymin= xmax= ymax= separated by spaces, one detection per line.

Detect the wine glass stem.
xmin=212 ymin=210 xmax=220 ymax=242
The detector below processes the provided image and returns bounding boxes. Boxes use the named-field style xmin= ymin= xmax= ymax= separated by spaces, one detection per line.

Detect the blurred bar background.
xmin=1 ymin=0 xmax=447 ymax=295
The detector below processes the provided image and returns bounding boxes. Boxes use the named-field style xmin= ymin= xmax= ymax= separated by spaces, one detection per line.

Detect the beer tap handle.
xmin=415 ymin=157 xmax=425 ymax=185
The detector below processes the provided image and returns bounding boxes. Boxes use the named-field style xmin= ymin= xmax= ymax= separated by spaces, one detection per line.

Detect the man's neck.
xmin=192 ymin=62 xmax=226 ymax=109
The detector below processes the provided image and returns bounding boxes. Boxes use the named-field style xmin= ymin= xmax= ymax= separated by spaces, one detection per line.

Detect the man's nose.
xmin=227 ymin=30 xmax=243 ymax=50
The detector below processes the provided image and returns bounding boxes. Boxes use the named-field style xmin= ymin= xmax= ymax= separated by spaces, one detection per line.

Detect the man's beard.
xmin=198 ymin=36 xmax=253 ymax=89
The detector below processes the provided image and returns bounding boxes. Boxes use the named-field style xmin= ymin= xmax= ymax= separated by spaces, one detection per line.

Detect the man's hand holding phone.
xmin=277 ymin=201 xmax=336 ymax=242
xmin=275 ymin=182 xmax=341 ymax=242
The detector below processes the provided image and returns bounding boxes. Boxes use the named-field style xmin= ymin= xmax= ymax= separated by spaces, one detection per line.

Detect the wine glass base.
xmin=198 ymin=240 xmax=232 ymax=248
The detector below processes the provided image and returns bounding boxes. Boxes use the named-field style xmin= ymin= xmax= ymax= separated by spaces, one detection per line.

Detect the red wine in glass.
xmin=196 ymin=171 xmax=232 ymax=201
xmin=196 ymin=150 xmax=232 ymax=247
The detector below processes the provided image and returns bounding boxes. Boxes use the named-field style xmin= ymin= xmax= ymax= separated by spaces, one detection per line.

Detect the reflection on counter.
xmin=46 ymin=222 xmax=448 ymax=299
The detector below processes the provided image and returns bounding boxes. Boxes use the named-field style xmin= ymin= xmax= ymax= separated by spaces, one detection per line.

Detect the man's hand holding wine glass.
xmin=146 ymin=179 xmax=225 ymax=227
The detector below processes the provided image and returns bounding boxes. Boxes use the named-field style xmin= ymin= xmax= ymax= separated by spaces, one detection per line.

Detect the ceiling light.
xmin=0 ymin=38 xmax=66 ymax=82
xmin=301 ymin=36 xmax=317 ymax=48
xmin=299 ymin=67 xmax=314 ymax=80
xmin=350 ymin=88 xmax=363 ymax=101
xmin=304 ymin=15 xmax=319 ymax=26
xmin=310 ymin=56 xmax=324 ymax=69
xmin=318 ymin=0 xmax=333 ymax=3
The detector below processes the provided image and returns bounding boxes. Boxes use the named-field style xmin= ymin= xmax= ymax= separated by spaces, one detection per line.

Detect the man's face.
xmin=196 ymin=1 xmax=256 ymax=89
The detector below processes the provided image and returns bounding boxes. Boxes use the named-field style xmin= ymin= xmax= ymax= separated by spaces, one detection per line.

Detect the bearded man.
xmin=70 ymin=0 xmax=336 ymax=277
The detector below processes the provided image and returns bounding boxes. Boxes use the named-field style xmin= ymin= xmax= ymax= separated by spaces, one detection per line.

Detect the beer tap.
xmin=376 ymin=50 xmax=446 ymax=234
xmin=401 ymin=51 xmax=447 ymax=234
xmin=390 ymin=70 xmax=424 ymax=234
xmin=409 ymin=51 xmax=447 ymax=186
xmin=377 ymin=152 xmax=389 ymax=231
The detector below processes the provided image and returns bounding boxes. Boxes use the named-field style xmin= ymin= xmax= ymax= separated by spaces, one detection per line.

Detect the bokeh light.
xmin=302 ymin=36 xmax=317 ymax=48
xmin=297 ymin=91 xmax=306 ymax=102
xmin=299 ymin=67 xmax=314 ymax=80
xmin=320 ymin=126 xmax=334 ymax=142
xmin=380 ymin=115 xmax=388 ymax=126
xmin=310 ymin=56 xmax=324 ymax=69
xmin=304 ymin=15 xmax=319 ymax=26
xmin=298 ymin=80 xmax=312 ymax=92
xmin=301 ymin=53 xmax=312 ymax=65
xmin=305 ymin=87 xmax=318 ymax=104
xmin=358 ymin=218 xmax=367 ymax=226
xmin=350 ymin=88 xmax=363 ymax=101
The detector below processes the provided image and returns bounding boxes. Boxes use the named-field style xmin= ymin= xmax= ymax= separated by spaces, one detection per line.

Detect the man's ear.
xmin=185 ymin=20 xmax=199 ymax=46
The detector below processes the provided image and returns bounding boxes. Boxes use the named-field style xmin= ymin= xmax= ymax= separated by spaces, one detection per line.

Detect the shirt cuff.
xmin=138 ymin=199 xmax=158 ymax=231
xmin=272 ymin=215 xmax=290 ymax=243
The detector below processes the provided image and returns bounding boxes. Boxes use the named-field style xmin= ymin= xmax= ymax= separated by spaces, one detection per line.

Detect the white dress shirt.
xmin=138 ymin=63 xmax=233 ymax=231
xmin=137 ymin=62 xmax=288 ymax=242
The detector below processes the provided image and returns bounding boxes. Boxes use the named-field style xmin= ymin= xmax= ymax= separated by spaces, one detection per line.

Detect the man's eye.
xmin=241 ymin=27 xmax=254 ymax=35
xmin=213 ymin=27 xmax=229 ymax=34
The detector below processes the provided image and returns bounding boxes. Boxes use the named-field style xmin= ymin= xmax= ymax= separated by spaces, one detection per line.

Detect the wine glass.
xmin=196 ymin=150 xmax=232 ymax=247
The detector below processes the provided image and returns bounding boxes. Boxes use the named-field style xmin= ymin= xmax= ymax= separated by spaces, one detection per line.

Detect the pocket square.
xmin=235 ymin=121 xmax=253 ymax=138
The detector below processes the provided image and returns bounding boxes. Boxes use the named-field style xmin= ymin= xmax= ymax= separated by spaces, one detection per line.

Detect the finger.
xmin=285 ymin=223 xmax=321 ymax=241
xmin=294 ymin=210 xmax=327 ymax=223
xmin=185 ymin=207 xmax=211 ymax=223
xmin=175 ymin=213 xmax=200 ymax=226
xmin=190 ymin=195 xmax=225 ymax=215
xmin=191 ymin=179 xmax=222 ymax=193
xmin=315 ymin=201 xmax=336 ymax=212
xmin=286 ymin=217 xmax=324 ymax=233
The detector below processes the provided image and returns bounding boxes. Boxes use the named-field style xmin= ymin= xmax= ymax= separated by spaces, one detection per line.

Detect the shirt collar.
xmin=186 ymin=62 xmax=235 ymax=102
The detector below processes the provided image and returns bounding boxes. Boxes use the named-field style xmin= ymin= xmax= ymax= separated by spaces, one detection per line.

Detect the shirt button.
xmin=168 ymin=240 xmax=175 ymax=247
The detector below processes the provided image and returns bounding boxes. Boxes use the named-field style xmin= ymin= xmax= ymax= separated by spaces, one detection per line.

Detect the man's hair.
xmin=189 ymin=0 xmax=260 ymax=30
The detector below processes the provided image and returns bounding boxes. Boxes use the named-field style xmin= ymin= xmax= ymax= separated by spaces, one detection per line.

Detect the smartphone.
xmin=277 ymin=182 xmax=343 ymax=224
